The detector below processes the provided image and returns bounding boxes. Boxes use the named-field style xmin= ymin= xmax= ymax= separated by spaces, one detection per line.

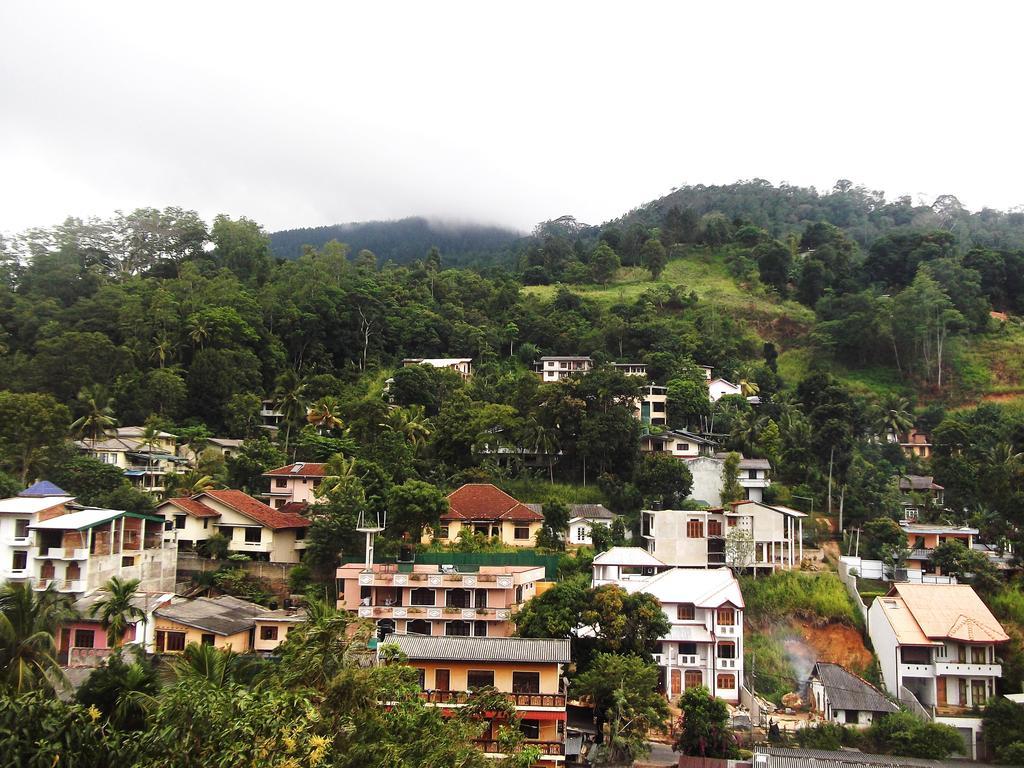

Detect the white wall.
xmin=867 ymin=600 xmax=900 ymax=696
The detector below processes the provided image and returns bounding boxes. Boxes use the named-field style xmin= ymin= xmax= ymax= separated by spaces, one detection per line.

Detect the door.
xmin=684 ymin=670 xmax=702 ymax=690
xmin=435 ymin=669 xmax=450 ymax=691
xmin=936 ymin=677 xmax=947 ymax=707
xmin=670 ymin=668 xmax=681 ymax=697
xmin=58 ymin=628 xmax=70 ymax=665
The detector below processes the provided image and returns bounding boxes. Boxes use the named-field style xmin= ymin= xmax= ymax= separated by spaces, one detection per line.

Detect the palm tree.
xmin=522 ymin=419 xmax=559 ymax=484
xmin=140 ymin=420 xmax=163 ymax=492
xmin=307 ymin=396 xmax=344 ymax=434
xmin=317 ymin=453 xmax=361 ymax=499
xmin=186 ymin=313 xmax=210 ymax=349
xmin=168 ymin=642 xmax=257 ymax=687
xmin=274 ymin=371 xmax=308 ymax=457
xmin=381 ymin=405 xmax=431 ymax=451
xmin=877 ymin=394 xmax=914 ymax=441
xmin=273 ymin=598 xmax=372 ymax=690
xmin=0 ymin=583 xmax=74 ymax=694
xmin=738 ymin=377 xmax=760 ymax=399
xmin=162 ymin=470 xmax=216 ymax=500
xmin=149 ymin=334 xmax=176 ymax=369
xmin=70 ymin=385 xmax=117 ymax=442
xmin=88 ymin=577 xmax=145 ymax=648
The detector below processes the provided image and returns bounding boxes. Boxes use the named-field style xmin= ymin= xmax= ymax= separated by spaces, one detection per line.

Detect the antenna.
xmin=356 ymin=509 xmax=386 ymax=571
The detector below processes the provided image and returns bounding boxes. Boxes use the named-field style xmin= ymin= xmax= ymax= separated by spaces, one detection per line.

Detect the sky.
xmin=2 ymin=1 xmax=1022 ymax=235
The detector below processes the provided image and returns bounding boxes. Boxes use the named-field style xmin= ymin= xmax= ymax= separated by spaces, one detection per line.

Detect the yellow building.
xmin=153 ymin=595 xmax=268 ymax=654
xmin=253 ymin=607 xmax=306 ymax=653
xmin=382 ymin=634 xmax=571 ymax=765
xmin=423 ymin=484 xmax=544 ymax=548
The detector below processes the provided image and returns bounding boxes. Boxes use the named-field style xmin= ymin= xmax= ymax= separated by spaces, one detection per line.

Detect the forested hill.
xmin=269 ymin=217 xmax=524 ymax=265
xmin=614 ymin=179 xmax=1024 ymax=251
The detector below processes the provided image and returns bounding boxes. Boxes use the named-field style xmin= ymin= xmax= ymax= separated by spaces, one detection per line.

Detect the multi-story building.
xmin=402 ymin=357 xmax=473 ymax=380
xmin=687 ymin=453 xmax=771 ymax=505
xmin=898 ymin=475 xmax=945 ymax=519
xmin=29 ymin=506 xmax=177 ymax=596
xmin=263 ymin=462 xmax=325 ymax=508
xmin=708 ymin=378 xmax=742 ymax=402
xmin=153 ymin=594 xmax=268 ymax=654
xmin=900 ymin=522 xmax=981 ymax=576
xmin=337 ymin=560 xmax=544 ymax=640
xmin=0 ymin=482 xmax=74 ymax=584
xmin=382 ymin=634 xmax=571 ymax=765
xmin=636 ymin=384 xmax=668 ymax=426
xmin=639 ymin=428 xmax=716 ymax=459
xmin=641 ymin=500 xmax=805 ymax=570
xmin=868 ymin=583 xmax=1008 ymax=758
xmin=591 ymin=546 xmax=670 ymax=587
xmin=611 ymin=362 xmax=648 ymax=377
xmin=76 ymin=426 xmax=189 ymax=494
xmin=423 ymin=484 xmax=544 ymax=548
xmin=534 ymin=356 xmax=593 ymax=382
xmin=259 ymin=399 xmax=284 ymax=433
xmin=890 ymin=428 xmax=933 ymax=460
xmin=60 ymin=591 xmax=175 ymax=666
xmin=592 ymin=559 xmax=744 ymax=703
xmin=156 ymin=490 xmax=310 ymax=563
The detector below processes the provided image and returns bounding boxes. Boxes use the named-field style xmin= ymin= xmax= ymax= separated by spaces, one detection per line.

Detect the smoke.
xmin=783 ymin=635 xmax=816 ymax=697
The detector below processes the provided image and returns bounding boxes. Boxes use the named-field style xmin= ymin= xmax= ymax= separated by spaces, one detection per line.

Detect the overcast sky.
xmin=2 ymin=1 xmax=1022 ymax=235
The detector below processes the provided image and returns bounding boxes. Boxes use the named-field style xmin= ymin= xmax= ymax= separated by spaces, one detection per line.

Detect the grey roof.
xmin=155 ymin=595 xmax=268 ymax=636
xmin=812 ymin=662 xmax=898 ymax=714
xmin=382 ymin=633 xmax=571 ymax=663
xmin=899 ymin=475 xmax=943 ymax=491
xmin=714 ymin=452 xmax=771 ymax=469
xmin=256 ymin=608 xmax=307 ymax=623
xmin=643 ymin=428 xmax=716 ymax=445
xmin=756 ymin=747 xmax=1001 ymax=768
xmin=73 ymin=590 xmax=173 ymax=617
xmin=569 ymin=503 xmax=613 ymax=520
xmin=524 ymin=502 xmax=543 ymax=515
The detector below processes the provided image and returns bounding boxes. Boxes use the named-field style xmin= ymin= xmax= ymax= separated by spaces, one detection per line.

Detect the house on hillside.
xmin=263 ymin=462 xmax=326 ymax=507
xmin=0 ymin=482 xmax=75 ymax=583
xmin=421 ymin=484 xmax=544 ymax=548
xmin=611 ymin=362 xmax=648 ymax=377
xmin=156 ymin=490 xmax=310 ymax=563
xmin=894 ymin=428 xmax=933 ymax=460
xmin=809 ymin=662 xmax=898 ymax=727
xmin=533 ymin=355 xmax=593 ymax=382
xmin=686 ymin=453 xmax=771 ymax=505
xmin=402 ymin=357 xmax=473 ymax=380
xmin=639 ymin=428 xmax=716 ymax=458
xmin=60 ymin=591 xmax=175 ymax=666
xmin=898 ymin=475 xmax=945 ymax=519
xmin=381 ymin=634 xmax=571 ymax=765
xmin=76 ymin=426 xmax=190 ymax=494
xmin=337 ymin=560 xmax=543 ymax=639
xmin=708 ymin=378 xmax=742 ymax=402
xmin=29 ymin=507 xmax=176 ymax=596
xmin=868 ymin=582 xmax=1009 ymax=759
xmin=253 ymin=607 xmax=306 ymax=653
xmin=178 ymin=437 xmax=244 ymax=462
xmin=899 ymin=521 xmax=987 ymax=576
xmin=566 ymin=504 xmax=614 ymax=547
xmin=591 ymin=546 xmax=669 ymax=586
xmin=591 ymin=561 xmax=744 ymax=703
xmin=153 ymin=594 xmax=269 ymax=654
xmin=641 ymin=500 xmax=805 ymax=569
xmin=635 ymin=384 xmax=668 ymax=426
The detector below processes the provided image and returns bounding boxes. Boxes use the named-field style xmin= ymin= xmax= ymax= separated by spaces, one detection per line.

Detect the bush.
xmin=740 ymin=571 xmax=859 ymax=627
xmin=212 ymin=568 xmax=275 ymax=606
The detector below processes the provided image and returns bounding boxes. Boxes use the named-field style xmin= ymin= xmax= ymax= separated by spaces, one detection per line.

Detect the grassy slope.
xmin=523 ymin=248 xmax=1024 ymax=405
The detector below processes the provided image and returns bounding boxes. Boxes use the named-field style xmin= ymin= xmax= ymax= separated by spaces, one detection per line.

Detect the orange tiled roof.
xmin=443 ymin=483 xmax=543 ymax=523
xmin=199 ymin=489 xmax=311 ymax=530
xmin=164 ymin=497 xmax=220 ymax=519
xmin=890 ymin=583 xmax=1009 ymax=643
xmin=263 ymin=462 xmax=326 ymax=477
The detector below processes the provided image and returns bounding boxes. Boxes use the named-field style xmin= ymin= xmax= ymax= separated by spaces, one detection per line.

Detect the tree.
xmin=982 ymin=697 xmax=1024 ymax=764
xmin=865 ymin=711 xmax=964 ymax=759
xmin=70 ymin=385 xmax=117 ymax=442
xmin=753 ymin=240 xmax=792 ymax=294
xmin=0 ymin=391 xmax=71 ymax=484
xmin=574 ymin=653 xmax=669 ymax=765
xmin=635 ymin=453 xmax=693 ymax=508
xmin=274 ymin=370 xmax=309 ymax=457
xmin=590 ymin=242 xmax=621 ymax=284
xmin=720 ymin=452 xmax=744 ymax=504
xmin=225 ymin=438 xmax=286 ymax=494
xmin=641 ymin=238 xmax=668 ymax=279
xmin=47 ymin=454 xmax=127 ymax=504
xmin=930 ymin=540 xmax=1000 ymax=590
xmin=861 ymin=517 xmax=905 ymax=560
xmin=674 ymin=685 xmax=738 ymax=759
xmin=0 ymin=583 xmax=73 ymax=694
xmin=88 ymin=577 xmax=145 ymax=649
xmin=725 ymin=527 xmax=755 ymax=571
xmin=224 ymin=392 xmax=262 ymax=439
xmin=168 ymin=642 xmax=260 ymax=687
xmin=387 ymin=479 xmax=447 ymax=539
xmin=76 ymin=651 xmax=159 ymax=731
xmin=307 ymin=396 xmax=344 ymax=433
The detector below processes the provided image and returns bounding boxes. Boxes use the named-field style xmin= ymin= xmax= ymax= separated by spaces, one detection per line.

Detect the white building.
xmin=566 ymin=504 xmax=614 ymax=547
xmin=534 ymin=356 xmax=593 ymax=382
xmin=641 ymin=500 xmax=805 ymax=570
xmin=868 ymin=583 xmax=1008 ymax=759
xmin=687 ymin=454 xmax=771 ymax=505
xmin=592 ymin=556 xmax=745 ymax=703
xmin=612 ymin=362 xmax=648 ymax=377
xmin=263 ymin=462 xmax=326 ymax=507
xmin=76 ymin=426 xmax=189 ymax=495
xmin=591 ymin=546 xmax=670 ymax=587
xmin=0 ymin=482 xmax=75 ymax=584
xmin=402 ymin=357 xmax=473 ymax=380
xmin=809 ymin=662 xmax=898 ymax=727
xmin=708 ymin=378 xmax=742 ymax=402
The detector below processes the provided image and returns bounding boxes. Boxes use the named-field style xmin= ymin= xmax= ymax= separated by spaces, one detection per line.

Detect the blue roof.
xmin=18 ymin=481 xmax=69 ymax=497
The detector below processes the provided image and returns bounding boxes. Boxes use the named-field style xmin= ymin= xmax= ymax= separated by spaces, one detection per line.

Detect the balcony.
xmin=357 ymin=605 xmax=511 ymax=621
xmin=935 ymin=661 xmax=1001 ymax=677
xmin=654 ymin=653 xmax=702 ymax=667
xmin=474 ymin=739 xmax=564 ymax=757
xmin=716 ymin=625 xmax=739 ymax=637
xmin=228 ymin=540 xmax=273 ymax=553
xmin=420 ymin=690 xmax=566 ymax=708
xmin=717 ymin=658 xmax=739 ymax=670
xmin=6 ymin=534 xmax=31 ymax=546
xmin=33 ymin=578 xmax=85 ymax=593
xmin=900 ymin=662 xmax=937 ymax=678
xmin=357 ymin=572 xmax=514 ymax=589
xmin=34 ymin=547 xmax=89 ymax=560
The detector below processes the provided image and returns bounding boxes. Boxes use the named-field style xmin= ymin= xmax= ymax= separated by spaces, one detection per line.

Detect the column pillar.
xmin=799 ymin=519 xmax=804 ymax=563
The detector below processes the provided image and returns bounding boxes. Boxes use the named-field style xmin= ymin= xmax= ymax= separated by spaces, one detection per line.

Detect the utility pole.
xmin=749 ymin=651 xmax=756 ymax=748
xmin=827 ymin=446 xmax=835 ymax=515
xmin=854 ymin=527 xmax=861 ymax=558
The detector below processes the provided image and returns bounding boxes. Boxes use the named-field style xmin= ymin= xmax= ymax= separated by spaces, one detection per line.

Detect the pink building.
xmin=263 ymin=462 xmax=325 ymax=508
xmin=336 ymin=562 xmax=544 ymax=640
xmin=59 ymin=591 xmax=174 ymax=667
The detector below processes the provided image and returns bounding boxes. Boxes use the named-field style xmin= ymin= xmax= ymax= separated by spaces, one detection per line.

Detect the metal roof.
xmin=592 ymin=546 xmax=666 ymax=567
xmin=811 ymin=662 xmax=897 ymax=714
xmin=29 ymin=507 xmax=163 ymax=530
xmin=155 ymin=595 xmax=268 ymax=636
xmin=0 ymin=495 xmax=74 ymax=514
xmin=755 ymin=747 xmax=1002 ymax=768
xmin=569 ymin=504 xmax=613 ymax=520
xmin=382 ymin=634 xmax=571 ymax=663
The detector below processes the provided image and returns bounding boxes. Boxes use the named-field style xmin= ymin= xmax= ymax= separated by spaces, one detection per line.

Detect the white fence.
xmin=839 ymin=556 xmax=956 ymax=585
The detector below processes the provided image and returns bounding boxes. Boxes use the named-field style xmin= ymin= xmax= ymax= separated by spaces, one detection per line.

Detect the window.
xmin=74 ymin=629 xmax=95 ymax=648
xmin=514 ymin=527 xmax=530 ymax=540
xmin=519 ymin=719 xmax=540 ymax=739
xmin=473 ymin=620 xmax=487 ymax=637
xmin=846 ymin=710 xmax=859 ymax=722
xmin=513 ymin=672 xmax=541 ymax=693
xmin=576 ymin=526 xmax=587 ymax=541
xmin=447 ymin=589 xmax=470 ymax=608
xmin=474 ymin=524 xmax=489 ymax=536
xmin=201 ymin=634 xmax=215 ymax=646
xmin=295 ymin=527 xmax=305 ymax=540
xmin=274 ymin=499 xmax=285 ymax=508
xmin=261 ymin=625 xmax=279 ymax=641
xmin=727 ymin=517 xmax=738 ymax=527
xmin=475 ymin=589 xmax=488 ymax=608
xmin=653 ymin=402 xmax=665 ymax=412
xmin=467 ymin=670 xmax=494 ymax=689
xmin=415 ymin=668 xmax=425 ymax=689
xmin=684 ymin=670 xmax=702 ymax=689
xmin=717 ymin=674 xmax=736 ymax=690
xmin=687 ymin=519 xmax=704 ymax=538
xmin=175 ymin=515 xmax=186 ymax=530
xmin=748 ymin=469 xmax=758 ymax=479
xmin=717 ymin=607 xmax=735 ymax=626
xmin=439 ymin=526 xmax=449 ymax=539
xmin=972 ymin=646 xmax=987 ymax=664
xmin=679 ymin=642 xmax=697 ymax=656
xmin=275 ymin=478 xmax=287 ymax=488
xmin=121 ymin=556 xmax=135 ymax=567
xmin=11 ymin=551 xmax=27 ymax=571
xmin=677 ymin=603 xmax=695 ymax=621
xmin=203 ymin=519 xmax=209 ymax=529
xmin=718 ymin=641 xmax=736 ymax=659
xmin=411 ymin=588 xmax=435 ymax=606
xmin=244 ymin=528 xmax=262 ymax=543
xmin=445 ymin=620 xmax=471 ymax=636
xmin=165 ymin=632 xmax=186 ymax=652
xmin=677 ymin=443 xmax=690 ymax=451
xmin=708 ymin=520 xmax=723 ymax=537
xmin=14 ymin=519 xmax=29 ymax=538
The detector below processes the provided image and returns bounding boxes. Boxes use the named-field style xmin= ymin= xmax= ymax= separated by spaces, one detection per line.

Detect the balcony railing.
xmin=357 ymin=572 xmax=514 ymax=588
xmin=228 ymin=540 xmax=273 ymax=553
xmin=654 ymin=653 xmax=702 ymax=667
xmin=358 ymin=606 xmax=512 ymax=621
xmin=474 ymin=739 xmax=564 ymax=756
xmin=34 ymin=547 xmax=89 ymax=560
xmin=33 ymin=578 xmax=85 ymax=592
xmin=420 ymin=690 xmax=566 ymax=708
xmin=935 ymin=661 xmax=1001 ymax=677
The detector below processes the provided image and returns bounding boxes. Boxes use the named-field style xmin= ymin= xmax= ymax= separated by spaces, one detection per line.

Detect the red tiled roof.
xmin=263 ymin=462 xmax=326 ymax=478
xmin=278 ymin=501 xmax=309 ymax=516
xmin=199 ymin=489 xmax=312 ymax=530
xmin=443 ymin=484 xmax=543 ymax=523
xmin=164 ymin=497 xmax=220 ymax=519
